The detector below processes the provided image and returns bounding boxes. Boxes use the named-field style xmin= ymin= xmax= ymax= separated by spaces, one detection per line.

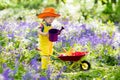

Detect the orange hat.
xmin=37 ymin=7 xmax=60 ymax=19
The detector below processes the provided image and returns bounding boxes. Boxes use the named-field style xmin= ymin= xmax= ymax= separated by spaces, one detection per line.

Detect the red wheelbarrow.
xmin=36 ymin=47 xmax=91 ymax=71
xmin=58 ymin=51 xmax=91 ymax=71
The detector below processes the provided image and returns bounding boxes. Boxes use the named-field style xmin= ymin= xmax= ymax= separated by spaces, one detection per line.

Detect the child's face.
xmin=44 ymin=17 xmax=55 ymax=24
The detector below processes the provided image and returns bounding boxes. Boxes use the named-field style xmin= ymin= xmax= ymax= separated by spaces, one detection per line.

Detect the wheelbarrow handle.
xmin=62 ymin=48 xmax=67 ymax=53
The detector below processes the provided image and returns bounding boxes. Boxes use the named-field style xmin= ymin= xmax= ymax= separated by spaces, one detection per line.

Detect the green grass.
xmin=61 ymin=65 xmax=120 ymax=80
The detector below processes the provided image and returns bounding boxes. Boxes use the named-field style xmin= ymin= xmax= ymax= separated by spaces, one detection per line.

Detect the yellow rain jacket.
xmin=38 ymin=22 xmax=53 ymax=69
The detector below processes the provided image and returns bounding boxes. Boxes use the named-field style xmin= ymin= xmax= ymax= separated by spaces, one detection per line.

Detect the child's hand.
xmin=41 ymin=32 xmax=48 ymax=36
xmin=44 ymin=32 xmax=49 ymax=36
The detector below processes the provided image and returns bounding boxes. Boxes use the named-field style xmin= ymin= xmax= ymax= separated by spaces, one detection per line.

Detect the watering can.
xmin=49 ymin=26 xmax=64 ymax=42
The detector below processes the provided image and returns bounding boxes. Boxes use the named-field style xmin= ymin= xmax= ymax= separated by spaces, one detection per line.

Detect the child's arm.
xmin=38 ymin=24 xmax=48 ymax=36
xmin=38 ymin=29 xmax=48 ymax=36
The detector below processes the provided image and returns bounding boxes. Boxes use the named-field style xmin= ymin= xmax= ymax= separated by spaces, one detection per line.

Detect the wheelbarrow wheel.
xmin=80 ymin=60 xmax=90 ymax=71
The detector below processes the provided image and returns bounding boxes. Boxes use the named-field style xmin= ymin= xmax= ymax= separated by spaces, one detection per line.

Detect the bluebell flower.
xmin=108 ymin=32 xmax=115 ymax=45
xmin=59 ymin=18 xmax=69 ymax=25
xmin=55 ymin=66 xmax=66 ymax=80
xmin=30 ymin=22 xmax=39 ymax=28
xmin=0 ymin=25 xmax=5 ymax=31
xmin=32 ymin=74 xmax=39 ymax=80
xmin=2 ymin=63 xmax=7 ymax=69
xmin=7 ymin=33 xmax=14 ymax=39
xmin=80 ymin=24 xmax=86 ymax=30
xmin=22 ymin=72 xmax=33 ymax=80
xmin=117 ymin=55 xmax=120 ymax=60
xmin=89 ymin=35 xmax=100 ymax=46
xmin=79 ymin=37 xmax=89 ymax=46
xmin=13 ymin=59 xmax=19 ymax=75
xmin=46 ymin=66 xmax=53 ymax=79
xmin=19 ymin=21 xmax=27 ymax=27
xmin=39 ymin=76 xmax=47 ymax=80
xmin=30 ymin=58 xmax=39 ymax=72
xmin=2 ymin=68 xmax=11 ymax=80
xmin=16 ymin=54 xmax=20 ymax=60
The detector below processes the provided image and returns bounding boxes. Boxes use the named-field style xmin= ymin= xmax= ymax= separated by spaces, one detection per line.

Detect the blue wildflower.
xmin=22 ymin=72 xmax=33 ymax=80
xmin=30 ymin=58 xmax=39 ymax=72
xmin=2 ymin=68 xmax=11 ymax=80
xmin=55 ymin=66 xmax=66 ymax=80
xmin=39 ymin=76 xmax=47 ymax=80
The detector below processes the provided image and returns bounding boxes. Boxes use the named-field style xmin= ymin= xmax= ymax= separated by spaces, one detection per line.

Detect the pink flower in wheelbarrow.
xmin=72 ymin=52 xmax=88 ymax=56
xmin=59 ymin=54 xmax=66 ymax=56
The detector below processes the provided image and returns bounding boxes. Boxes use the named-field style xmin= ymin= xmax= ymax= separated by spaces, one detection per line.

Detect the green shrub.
xmin=99 ymin=54 xmax=118 ymax=66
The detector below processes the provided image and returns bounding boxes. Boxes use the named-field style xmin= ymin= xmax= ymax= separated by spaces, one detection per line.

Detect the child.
xmin=37 ymin=7 xmax=60 ymax=70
